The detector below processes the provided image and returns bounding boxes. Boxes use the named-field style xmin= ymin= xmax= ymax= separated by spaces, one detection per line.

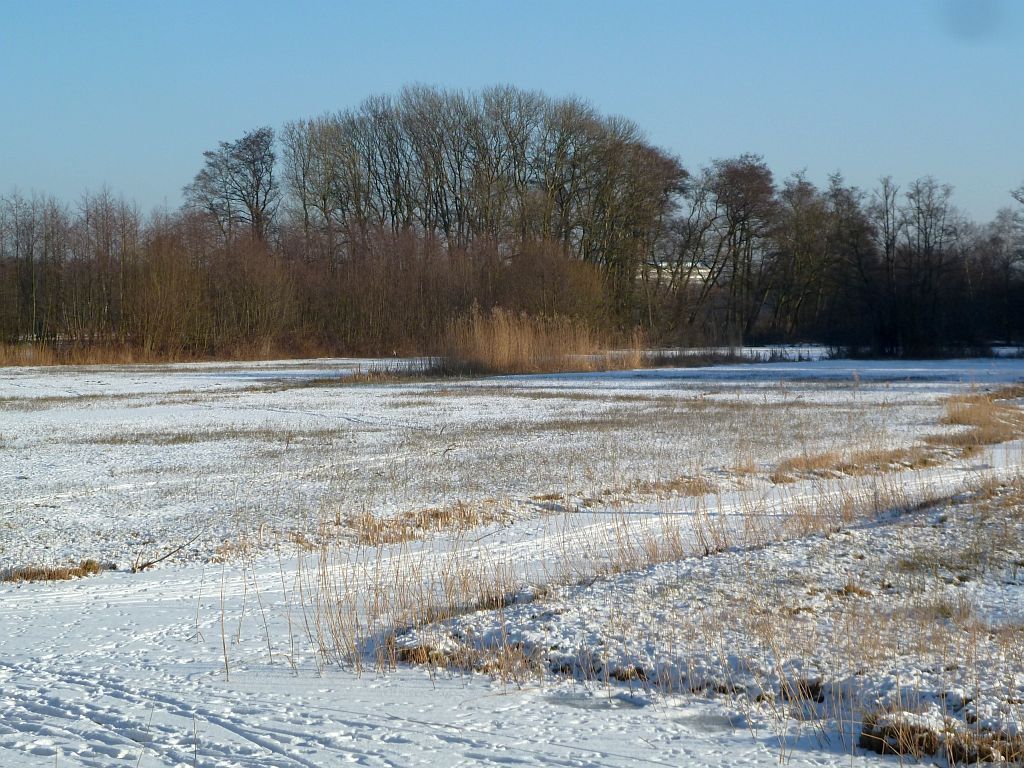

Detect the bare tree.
xmin=769 ymin=172 xmax=831 ymax=336
xmin=184 ymin=127 xmax=279 ymax=243
xmin=707 ymin=154 xmax=777 ymax=342
xmin=7 ymin=85 xmax=1024 ymax=360
xmin=975 ymin=207 xmax=1024 ymax=341
xmin=866 ymin=177 xmax=902 ymax=352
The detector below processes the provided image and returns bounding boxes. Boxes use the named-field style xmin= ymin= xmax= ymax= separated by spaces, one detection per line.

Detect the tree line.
xmin=2 ymin=85 xmax=1022 ymax=358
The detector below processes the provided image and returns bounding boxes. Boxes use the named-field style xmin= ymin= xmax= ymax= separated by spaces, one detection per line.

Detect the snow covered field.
xmin=1 ymin=356 xmax=1022 ymax=766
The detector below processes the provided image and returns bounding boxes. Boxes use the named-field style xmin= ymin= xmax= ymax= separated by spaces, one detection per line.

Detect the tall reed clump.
xmin=0 ymin=343 xmax=58 ymax=366
xmin=0 ymin=341 xmax=171 ymax=367
xmin=440 ymin=306 xmax=644 ymax=375
xmin=925 ymin=386 xmax=1024 ymax=450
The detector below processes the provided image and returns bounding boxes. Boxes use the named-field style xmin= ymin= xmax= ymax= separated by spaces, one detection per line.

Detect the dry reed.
xmin=441 ymin=307 xmax=645 ymax=375
xmin=346 ymin=500 xmax=509 ymax=545
xmin=2 ymin=559 xmax=104 ymax=582
xmin=925 ymin=387 xmax=1024 ymax=449
xmin=771 ymin=446 xmax=942 ymax=484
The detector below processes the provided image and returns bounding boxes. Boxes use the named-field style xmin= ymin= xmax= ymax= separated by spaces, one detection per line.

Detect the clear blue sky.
xmin=1 ymin=0 xmax=1021 ymax=220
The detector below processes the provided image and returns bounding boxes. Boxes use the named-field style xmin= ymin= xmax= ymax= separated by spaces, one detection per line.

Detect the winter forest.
xmin=2 ymin=85 xmax=1022 ymax=359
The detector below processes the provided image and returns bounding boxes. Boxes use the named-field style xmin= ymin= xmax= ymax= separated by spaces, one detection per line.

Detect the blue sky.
xmin=1 ymin=0 xmax=1021 ymax=220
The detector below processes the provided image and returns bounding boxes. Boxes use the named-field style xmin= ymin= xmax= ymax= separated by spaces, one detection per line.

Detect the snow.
xmin=1 ymin=355 xmax=1023 ymax=766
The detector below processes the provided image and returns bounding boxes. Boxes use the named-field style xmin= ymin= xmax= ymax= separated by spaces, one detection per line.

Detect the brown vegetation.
xmin=860 ymin=709 xmax=1024 ymax=764
xmin=440 ymin=307 xmax=634 ymax=375
xmin=859 ymin=711 xmax=941 ymax=759
xmin=391 ymin=639 xmax=542 ymax=681
xmin=346 ymin=500 xmax=510 ymax=545
xmin=593 ymin=474 xmax=716 ymax=502
xmin=771 ymin=446 xmax=942 ymax=484
xmin=2 ymin=559 xmax=104 ymax=582
xmin=925 ymin=387 xmax=1024 ymax=450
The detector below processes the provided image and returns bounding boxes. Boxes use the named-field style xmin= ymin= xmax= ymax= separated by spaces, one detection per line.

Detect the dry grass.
xmin=2 ymin=559 xmax=104 ymax=582
xmin=769 ymin=385 xmax=1023 ymax=485
xmin=0 ymin=342 xmax=177 ymax=367
xmin=390 ymin=637 xmax=543 ymax=681
xmin=945 ymin=731 xmax=1024 ymax=764
xmin=985 ymin=474 xmax=1024 ymax=515
xmin=925 ymin=386 xmax=1024 ymax=450
xmin=499 ymin=477 xmax=1021 ymax=762
xmin=441 ymin=307 xmax=644 ymax=375
xmin=303 ymin=530 xmax=526 ymax=674
xmin=631 ymin=475 xmax=716 ymax=498
xmin=15 ymin=361 xmax=1000 ymax=760
xmin=0 ymin=341 xmax=354 ymax=368
xmin=731 ymin=455 xmax=760 ymax=476
xmin=771 ymin=446 xmax=942 ymax=484
xmin=860 ymin=709 xmax=1024 ymax=763
xmin=914 ymin=595 xmax=975 ymax=623
xmin=592 ymin=474 xmax=716 ymax=503
xmin=89 ymin=425 xmax=344 ymax=447
xmin=210 ymin=523 xmax=319 ymax=562
xmin=286 ymin=530 xmax=318 ymax=551
xmin=212 ymin=537 xmax=252 ymax=563
xmin=300 ymin=468 xmax=957 ymax=683
xmin=0 ymin=392 xmax=130 ymax=412
xmin=494 ymin=389 xmax=677 ymax=404
xmin=859 ymin=710 xmax=941 ymax=759
xmin=260 ymin=360 xmax=453 ymax=392
xmin=346 ymin=500 xmax=510 ymax=545
xmin=836 ymin=580 xmax=873 ymax=598
xmin=234 ymin=427 xmax=1024 ymax=768
xmin=896 ymin=544 xmax=987 ymax=579
xmin=530 ymin=491 xmax=565 ymax=503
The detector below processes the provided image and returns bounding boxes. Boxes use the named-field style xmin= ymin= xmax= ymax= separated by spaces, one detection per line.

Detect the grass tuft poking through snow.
xmin=345 ymin=499 xmax=511 ymax=545
xmin=925 ymin=385 xmax=1024 ymax=449
xmin=2 ymin=559 xmax=105 ymax=582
